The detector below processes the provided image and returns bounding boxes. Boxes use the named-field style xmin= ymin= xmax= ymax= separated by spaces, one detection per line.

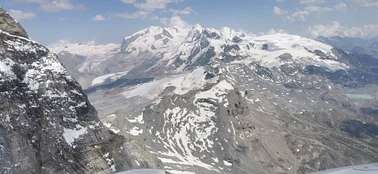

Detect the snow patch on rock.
xmin=0 ymin=57 xmax=16 ymax=80
xmin=63 ymin=125 xmax=87 ymax=146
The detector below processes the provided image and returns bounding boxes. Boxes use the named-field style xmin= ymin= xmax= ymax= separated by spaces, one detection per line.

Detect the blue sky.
xmin=2 ymin=0 xmax=378 ymax=45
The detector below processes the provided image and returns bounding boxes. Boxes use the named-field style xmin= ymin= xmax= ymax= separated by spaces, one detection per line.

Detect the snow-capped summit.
xmin=161 ymin=25 xmax=346 ymax=73
xmin=120 ymin=25 xmax=189 ymax=59
xmin=219 ymin=26 xmax=242 ymax=40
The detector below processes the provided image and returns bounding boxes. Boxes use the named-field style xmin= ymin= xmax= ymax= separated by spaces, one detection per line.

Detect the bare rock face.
xmin=0 ymin=7 xmax=28 ymax=38
xmin=0 ymin=8 xmax=162 ymax=174
xmin=0 ymin=10 xmax=118 ymax=174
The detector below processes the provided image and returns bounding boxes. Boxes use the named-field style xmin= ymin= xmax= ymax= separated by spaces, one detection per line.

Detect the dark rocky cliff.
xmin=0 ymin=7 xmax=162 ymax=174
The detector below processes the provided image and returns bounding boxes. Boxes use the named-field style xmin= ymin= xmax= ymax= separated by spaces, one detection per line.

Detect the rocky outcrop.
xmin=0 ymin=7 xmax=28 ymax=38
xmin=0 ymin=8 xmax=162 ymax=174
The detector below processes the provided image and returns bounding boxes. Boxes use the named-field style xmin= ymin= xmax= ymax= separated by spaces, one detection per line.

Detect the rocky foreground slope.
xmin=67 ymin=22 xmax=378 ymax=174
xmin=0 ymin=8 xmax=162 ymax=174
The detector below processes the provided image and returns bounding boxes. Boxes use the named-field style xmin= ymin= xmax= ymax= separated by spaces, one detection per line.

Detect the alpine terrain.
xmin=49 ymin=19 xmax=378 ymax=174
xmin=317 ymin=36 xmax=378 ymax=58
xmin=0 ymin=8 xmax=162 ymax=174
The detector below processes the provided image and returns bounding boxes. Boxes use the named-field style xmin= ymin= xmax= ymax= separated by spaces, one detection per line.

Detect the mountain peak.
xmin=120 ymin=24 xmax=188 ymax=54
xmin=192 ymin=23 xmax=204 ymax=31
xmin=220 ymin=27 xmax=241 ymax=40
xmin=0 ymin=7 xmax=28 ymax=38
xmin=146 ymin=25 xmax=164 ymax=34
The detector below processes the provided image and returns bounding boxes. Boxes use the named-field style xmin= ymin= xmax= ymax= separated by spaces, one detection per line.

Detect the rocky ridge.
xmin=0 ymin=8 xmax=28 ymax=38
xmin=0 ymin=7 xmax=162 ymax=174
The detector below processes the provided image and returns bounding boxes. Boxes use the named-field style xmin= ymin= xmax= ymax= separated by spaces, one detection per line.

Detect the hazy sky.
xmin=2 ymin=0 xmax=378 ymax=45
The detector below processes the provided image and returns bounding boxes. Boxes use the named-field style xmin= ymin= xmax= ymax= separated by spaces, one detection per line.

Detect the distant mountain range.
xmin=50 ymin=25 xmax=348 ymax=89
xmin=46 ymin=23 xmax=378 ymax=174
xmin=317 ymin=36 xmax=378 ymax=58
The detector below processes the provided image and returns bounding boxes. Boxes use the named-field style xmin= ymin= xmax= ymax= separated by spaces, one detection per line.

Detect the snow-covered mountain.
xmin=4 ymin=4 xmax=377 ymax=173
xmin=48 ymin=40 xmax=120 ymax=75
xmin=71 ymin=24 xmax=378 ymax=174
xmin=80 ymin=24 xmax=351 ymax=99
xmin=118 ymin=24 xmax=347 ymax=74
xmin=0 ymin=8 xmax=162 ymax=174
xmin=48 ymin=39 xmax=120 ymax=58
xmin=54 ymin=23 xmax=350 ymax=91
xmin=47 ymin=40 xmax=121 ymax=88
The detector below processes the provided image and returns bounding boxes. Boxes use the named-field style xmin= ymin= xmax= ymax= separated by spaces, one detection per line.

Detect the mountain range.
xmin=1 ymin=6 xmax=378 ymax=174
xmin=50 ymin=21 xmax=378 ymax=173
xmin=317 ymin=36 xmax=378 ymax=58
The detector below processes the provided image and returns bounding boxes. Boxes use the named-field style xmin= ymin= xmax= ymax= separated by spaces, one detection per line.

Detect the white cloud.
xmin=13 ymin=0 xmax=85 ymax=12
xmin=298 ymin=0 xmax=378 ymax=8
xmin=150 ymin=16 xmax=159 ymax=20
xmin=8 ymin=9 xmax=36 ymax=20
xmin=160 ymin=16 xmax=190 ymax=29
xmin=286 ymin=10 xmax=310 ymax=22
xmin=307 ymin=21 xmax=341 ymax=38
xmin=251 ymin=28 xmax=287 ymax=36
xmin=307 ymin=21 xmax=378 ymax=39
xmin=169 ymin=7 xmax=193 ymax=15
xmin=118 ymin=0 xmax=188 ymax=19
xmin=299 ymin=0 xmax=328 ymax=4
xmin=286 ymin=5 xmax=333 ymax=22
xmin=41 ymin=0 xmax=86 ymax=12
xmin=92 ymin=15 xmax=106 ymax=21
xmin=267 ymin=28 xmax=287 ymax=35
xmin=121 ymin=0 xmax=183 ymax=11
xmin=351 ymin=0 xmax=378 ymax=8
xmin=277 ymin=0 xmax=285 ymax=2
xmin=168 ymin=16 xmax=189 ymax=29
xmin=114 ymin=11 xmax=148 ymax=19
xmin=304 ymin=5 xmax=332 ymax=12
xmin=273 ymin=6 xmax=288 ymax=15
xmin=279 ymin=0 xmax=373 ymax=23
xmin=160 ymin=17 xmax=169 ymax=26
xmin=335 ymin=2 xmax=348 ymax=11
xmin=121 ymin=0 xmax=136 ymax=4
xmin=13 ymin=0 xmax=49 ymax=3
